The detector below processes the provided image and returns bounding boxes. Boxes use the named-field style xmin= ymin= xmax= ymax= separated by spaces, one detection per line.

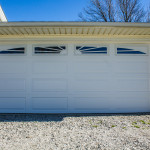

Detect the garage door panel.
xmin=32 ymin=78 xmax=68 ymax=91
xmin=73 ymin=61 xmax=109 ymax=73
xmin=0 ymin=98 xmax=25 ymax=110
xmin=116 ymin=79 xmax=149 ymax=91
xmin=115 ymin=61 xmax=148 ymax=73
xmin=32 ymin=74 xmax=67 ymax=79
xmin=0 ymin=74 xmax=28 ymax=78
xmin=73 ymin=73 xmax=110 ymax=79
xmin=32 ymin=56 xmax=68 ymax=61
xmin=115 ymin=56 xmax=148 ymax=61
xmin=32 ymin=62 xmax=68 ymax=74
xmin=31 ymin=92 xmax=68 ymax=97
xmin=115 ymin=73 xmax=149 ymax=78
xmin=111 ymin=92 xmax=149 ymax=110
xmin=73 ymin=91 xmax=110 ymax=96
xmin=32 ymin=97 xmax=68 ymax=110
xmin=0 ymin=62 xmax=27 ymax=74
xmin=74 ymin=97 xmax=110 ymax=110
xmin=74 ymin=79 xmax=110 ymax=91
xmin=112 ymin=107 xmax=149 ymax=113
xmin=0 ymin=91 xmax=26 ymax=97
xmin=113 ymin=96 xmax=149 ymax=109
xmin=115 ymin=91 xmax=150 ymax=97
xmin=0 ymin=79 xmax=26 ymax=91
xmin=73 ymin=56 xmax=109 ymax=61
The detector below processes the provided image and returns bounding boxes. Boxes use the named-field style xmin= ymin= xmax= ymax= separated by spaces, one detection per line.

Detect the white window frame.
xmin=74 ymin=44 xmax=109 ymax=56
xmin=115 ymin=44 xmax=149 ymax=56
xmin=0 ymin=45 xmax=26 ymax=56
xmin=32 ymin=44 xmax=68 ymax=56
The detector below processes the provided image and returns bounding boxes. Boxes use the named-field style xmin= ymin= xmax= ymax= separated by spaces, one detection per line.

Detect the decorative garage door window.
xmin=116 ymin=45 xmax=148 ymax=55
xmin=0 ymin=46 xmax=25 ymax=54
xmin=75 ymin=46 xmax=107 ymax=54
xmin=34 ymin=46 xmax=66 ymax=55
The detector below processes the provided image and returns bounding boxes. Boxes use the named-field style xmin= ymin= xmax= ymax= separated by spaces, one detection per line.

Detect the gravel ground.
xmin=0 ymin=113 xmax=150 ymax=150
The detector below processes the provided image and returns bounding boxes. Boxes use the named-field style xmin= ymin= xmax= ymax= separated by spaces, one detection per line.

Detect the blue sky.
xmin=0 ymin=0 xmax=149 ymax=21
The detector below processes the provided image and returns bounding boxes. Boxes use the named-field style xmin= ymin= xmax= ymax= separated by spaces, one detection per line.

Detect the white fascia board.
xmin=0 ymin=22 xmax=149 ymax=28
xmin=0 ymin=6 xmax=7 ymax=22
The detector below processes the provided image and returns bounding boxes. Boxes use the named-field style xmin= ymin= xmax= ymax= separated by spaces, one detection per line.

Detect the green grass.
xmin=132 ymin=121 xmax=137 ymax=124
xmin=92 ymin=125 xmax=98 ymax=128
xmin=139 ymin=120 xmax=146 ymax=124
xmin=131 ymin=120 xmax=150 ymax=128
xmin=122 ymin=127 xmax=126 ymax=129
xmin=111 ymin=125 xmax=116 ymax=128
xmin=133 ymin=125 xmax=140 ymax=128
xmin=97 ymin=120 xmax=103 ymax=124
xmin=146 ymin=121 xmax=150 ymax=125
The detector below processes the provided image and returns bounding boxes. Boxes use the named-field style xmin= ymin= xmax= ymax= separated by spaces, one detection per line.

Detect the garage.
xmin=0 ymin=22 xmax=149 ymax=113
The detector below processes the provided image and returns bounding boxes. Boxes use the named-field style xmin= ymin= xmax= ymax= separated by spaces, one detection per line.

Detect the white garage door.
xmin=0 ymin=44 xmax=149 ymax=113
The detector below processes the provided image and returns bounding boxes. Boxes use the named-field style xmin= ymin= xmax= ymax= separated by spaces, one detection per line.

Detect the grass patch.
xmin=139 ymin=120 xmax=146 ymax=124
xmin=132 ymin=121 xmax=137 ymax=124
xmin=146 ymin=121 xmax=150 ymax=125
xmin=92 ymin=125 xmax=98 ymax=128
xmin=133 ymin=125 xmax=140 ymax=128
xmin=111 ymin=125 xmax=116 ymax=128
xmin=122 ymin=127 xmax=126 ymax=129
xmin=97 ymin=120 xmax=103 ymax=124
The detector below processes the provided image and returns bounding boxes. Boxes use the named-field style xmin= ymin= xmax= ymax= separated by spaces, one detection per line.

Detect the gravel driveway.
xmin=0 ymin=113 xmax=150 ymax=150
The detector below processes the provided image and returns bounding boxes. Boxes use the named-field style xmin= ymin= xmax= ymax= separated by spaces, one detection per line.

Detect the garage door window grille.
xmin=76 ymin=46 xmax=107 ymax=54
xmin=0 ymin=47 xmax=25 ymax=54
xmin=117 ymin=47 xmax=148 ymax=55
xmin=34 ymin=46 xmax=66 ymax=54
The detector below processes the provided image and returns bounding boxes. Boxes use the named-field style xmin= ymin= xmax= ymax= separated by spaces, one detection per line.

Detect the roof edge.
xmin=0 ymin=22 xmax=149 ymax=27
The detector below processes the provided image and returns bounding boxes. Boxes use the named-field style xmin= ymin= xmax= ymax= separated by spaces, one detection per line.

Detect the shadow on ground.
xmin=0 ymin=113 xmax=149 ymax=122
